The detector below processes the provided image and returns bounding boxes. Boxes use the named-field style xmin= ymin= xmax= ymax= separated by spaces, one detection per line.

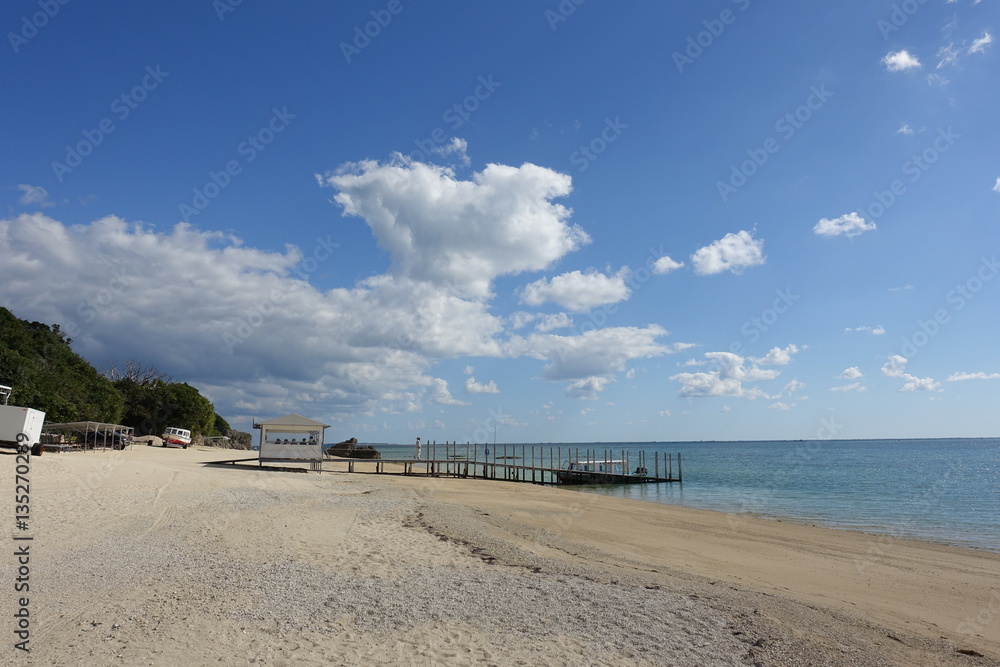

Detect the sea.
xmin=368 ymin=438 xmax=1000 ymax=553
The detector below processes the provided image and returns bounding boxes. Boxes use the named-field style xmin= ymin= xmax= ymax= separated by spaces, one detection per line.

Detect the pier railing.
xmin=322 ymin=442 xmax=682 ymax=485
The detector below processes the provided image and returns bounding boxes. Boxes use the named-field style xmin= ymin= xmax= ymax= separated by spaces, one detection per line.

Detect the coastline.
xmin=5 ymin=445 xmax=998 ymax=665
xmin=371 ymin=437 xmax=1000 ymax=555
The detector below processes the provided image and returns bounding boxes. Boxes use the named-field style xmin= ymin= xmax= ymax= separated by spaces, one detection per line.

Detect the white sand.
xmin=2 ymin=445 xmax=997 ymax=666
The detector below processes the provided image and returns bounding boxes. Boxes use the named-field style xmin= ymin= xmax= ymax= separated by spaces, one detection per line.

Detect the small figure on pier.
xmin=414 ymin=436 xmax=421 ymax=460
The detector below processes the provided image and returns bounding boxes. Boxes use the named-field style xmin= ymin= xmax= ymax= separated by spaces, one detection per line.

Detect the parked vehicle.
xmin=161 ymin=427 xmax=191 ymax=448
xmin=0 ymin=385 xmax=45 ymax=455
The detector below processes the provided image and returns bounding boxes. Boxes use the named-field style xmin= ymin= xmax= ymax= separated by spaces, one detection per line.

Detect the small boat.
xmin=556 ymin=458 xmax=636 ymax=485
xmin=161 ymin=427 xmax=191 ymax=448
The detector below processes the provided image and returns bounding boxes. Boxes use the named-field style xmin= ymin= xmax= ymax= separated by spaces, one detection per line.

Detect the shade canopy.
xmin=254 ymin=413 xmax=327 ymax=465
xmin=252 ymin=413 xmax=330 ymax=432
xmin=44 ymin=421 xmax=132 ymax=436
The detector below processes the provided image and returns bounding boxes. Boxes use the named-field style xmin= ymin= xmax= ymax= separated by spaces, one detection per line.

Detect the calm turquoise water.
xmin=367 ymin=438 xmax=1000 ymax=552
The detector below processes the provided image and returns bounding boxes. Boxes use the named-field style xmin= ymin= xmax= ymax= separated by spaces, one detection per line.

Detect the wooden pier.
xmin=322 ymin=442 xmax=682 ymax=486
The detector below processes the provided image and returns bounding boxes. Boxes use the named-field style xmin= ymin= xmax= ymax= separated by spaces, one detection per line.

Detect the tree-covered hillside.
xmin=0 ymin=307 xmax=122 ymax=423
xmin=0 ymin=306 xmax=245 ymax=442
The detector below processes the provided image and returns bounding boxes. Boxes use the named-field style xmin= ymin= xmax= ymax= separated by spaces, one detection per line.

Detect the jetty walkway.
xmin=323 ymin=442 xmax=682 ymax=486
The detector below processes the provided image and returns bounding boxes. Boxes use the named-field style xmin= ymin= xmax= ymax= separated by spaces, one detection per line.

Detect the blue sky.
xmin=2 ymin=1 xmax=998 ymax=443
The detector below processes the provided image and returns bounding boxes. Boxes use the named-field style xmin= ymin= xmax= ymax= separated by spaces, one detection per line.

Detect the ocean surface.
xmin=368 ymin=438 xmax=1000 ymax=552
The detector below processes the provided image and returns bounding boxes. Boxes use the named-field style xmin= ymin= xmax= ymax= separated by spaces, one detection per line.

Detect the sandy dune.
xmin=1 ymin=445 xmax=997 ymax=666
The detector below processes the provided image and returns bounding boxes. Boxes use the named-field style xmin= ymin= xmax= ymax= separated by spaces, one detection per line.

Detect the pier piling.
xmin=322 ymin=446 xmax=683 ymax=486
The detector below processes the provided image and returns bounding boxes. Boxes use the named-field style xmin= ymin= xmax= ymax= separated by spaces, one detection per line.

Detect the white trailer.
xmin=0 ymin=404 xmax=47 ymax=455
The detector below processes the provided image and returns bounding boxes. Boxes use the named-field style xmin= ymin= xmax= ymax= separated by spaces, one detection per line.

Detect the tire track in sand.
xmin=142 ymin=471 xmax=179 ymax=536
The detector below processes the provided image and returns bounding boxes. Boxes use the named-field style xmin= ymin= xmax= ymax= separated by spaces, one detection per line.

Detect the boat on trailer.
xmin=161 ymin=427 xmax=191 ymax=448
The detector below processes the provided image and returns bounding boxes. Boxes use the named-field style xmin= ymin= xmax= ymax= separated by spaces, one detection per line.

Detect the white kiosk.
xmin=253 ymin=413 xmax=328 ymax=470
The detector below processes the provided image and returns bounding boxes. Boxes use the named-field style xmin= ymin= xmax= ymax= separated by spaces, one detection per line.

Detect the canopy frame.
xmin=253 ymin=413 xmax=328 ymax=469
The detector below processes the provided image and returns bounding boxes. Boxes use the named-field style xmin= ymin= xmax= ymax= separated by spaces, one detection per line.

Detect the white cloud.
xmin=898 ymin=375 xmax=941 ymax=392
xmin=935 ymin=31 xmax=990 ymax=69
xmin=428 ymin=378 xmax=468 ymax=405
xmin=830 ymin=382 xmax=866 ymax=392
xmin=890 ymin=285 xmax=914 ymax=292
xmin=947 ymin=371 xmax=1000 ymax=381
xmin=937 ymin=43 xmax=960 ymax=68
xmin=16 ymin=184 xmax=54 ymax=207
xmin=753 ymin=344 xmax=800 ymax=366
xmin=519 ymin=267 xmax=630 ymax=312
xmin=897 ymin=123 xmax=915 ymax=135
xmin=783 ymin=379 xmax=805 ymax=395
xmin=431 ymin=137 xmax=470 ymax=166
xmin=769 ymin=402 xmax=795 ymax=411
xmin=690 ymin=230 xmax=765 ymax=275
xmin=465 ymin=377 xmax=500 ymax=394
xmin=507 ymin=311 xmax=537 ymax=330
xmin=670 ymin=351 xmax=784 ymax=398
xmin=535 ymin=312 xmax=573 ymax=332
xmin=881 ymin=355 xmax=908 ymax=378
xmin=993 ymin=177 xmax=1000 ymax=193
xmin=0 ymin=149 xmax=650 ymax=425
xmin=845 ymin=325 xmax=885 ymax=335
xmin=969 ymin=31 xmax=992 ymax=54
xmin=505 ymin=325 xmax=677 ymax=384
xmin=652 ymin=255 xmax=684 ymax=274
xmin=881 ymin=355 xmax=940 ymax=392
xmin=319 ymin=155 xmax=589 ymax=299
xmin=813 ymin=212 xmax=876 ymax=238
xmin=566 ymin=376 xmax=613 ymax=400
xmin=463 ymin=365 xmax=474 ymax=375
xmin=839 ymin=367 xmax=864 ymax=380
xmin=883 ymin=50 xmax=922 ymax=71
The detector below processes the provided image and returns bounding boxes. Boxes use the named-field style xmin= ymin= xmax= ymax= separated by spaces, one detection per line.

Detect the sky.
xmin=2 ymin=1 xmax=999 ymax=444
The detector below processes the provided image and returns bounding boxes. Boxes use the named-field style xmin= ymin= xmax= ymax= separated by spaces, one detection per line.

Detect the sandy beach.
xmin=2 ymin=445 xmax=998 ymax=666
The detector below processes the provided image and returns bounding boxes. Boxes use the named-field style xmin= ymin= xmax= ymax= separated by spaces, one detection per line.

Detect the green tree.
xmin=0 ymin=308 xmax=123 ymax=422
xmin=1 ymin=307 xmax=232 ymax=437
xmin=213 ymin=412 xmax=231 ymax=436
xmin=164 ymin=382 xmax=216 ymax=437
